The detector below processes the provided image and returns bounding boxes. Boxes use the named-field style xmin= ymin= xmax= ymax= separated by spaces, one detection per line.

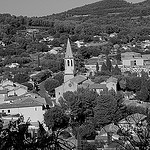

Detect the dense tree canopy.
xmin=44 ymin=106 xmax=69 ymax=131
xmin=13 ymin=73 xmax=30 ymax=84
xmin=44 ymin=78 xmax=60 ymax=93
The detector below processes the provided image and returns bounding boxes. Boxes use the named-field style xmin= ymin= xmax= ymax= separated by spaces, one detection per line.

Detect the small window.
xmin=67 ymin=60 xmax=70 ymax=66
xmin=2 ymin=110 xmax=4 ymax=113
xmin=35 ymin=108 xmax=37 ymax=111
xmin=8 ymin=110 xmax=10 ymax=113
xmin=134 ymin=60 xmax=136 ymax=65
xmin=71 ymin=60 xmax=73 ymax=66
xmin=59 ymin=92 xmax=60 ymax=95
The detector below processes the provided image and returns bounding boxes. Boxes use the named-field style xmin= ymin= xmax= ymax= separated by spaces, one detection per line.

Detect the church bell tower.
xmin=64 ymin=38 xmax=74 ymax=83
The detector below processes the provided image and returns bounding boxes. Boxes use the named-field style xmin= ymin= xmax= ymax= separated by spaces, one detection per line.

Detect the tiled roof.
xmin=82 ymin=79 xmax=94 ymax=85
xmin=0 ymin=97 xmax=46 ymax=109
xmin=0 ymin=89 xmax=8 ymax=94
xmin=106 ymin=77 xmax=118 ymax=83
xmin=142 ymin=54 xmax=150 ymax=60
xmin=85 ymin=41 xmax=108 ymax=47
xmin=89 ymin=84 xmax=106 ymax=89
xmin=4 ymin=92 xmax=41 ymax=101
xmin=78 ymin=80 xmax=94 ymax=89
xmin=70 ymin=75 xmax=87 ymax=84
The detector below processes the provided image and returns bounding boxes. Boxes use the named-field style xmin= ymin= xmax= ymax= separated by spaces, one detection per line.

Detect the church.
xmin=55 ymin=39 xmax=118 ymax=103
xmin=55 ymin=39 xmax=89 ymax=103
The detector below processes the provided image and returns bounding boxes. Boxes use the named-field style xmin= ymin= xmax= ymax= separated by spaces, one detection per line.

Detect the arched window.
xmin=71 ymin=60 xmax=73 ymax=66
xmin=67 ymin=60 xmax=70 ymax=66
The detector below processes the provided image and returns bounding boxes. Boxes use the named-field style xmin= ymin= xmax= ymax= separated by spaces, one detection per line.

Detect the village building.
xmin=0 ymin=96 xmax=46 ymax=123
xmin=85 ymin=55 xmax=121 ymax=75
xmin=121 ymin=52 xmax=150 ymax=74
xmin=0 ymin=79 xmax=28 ymax=104
xmin=5 ymin=63 xmax=20 ymax=68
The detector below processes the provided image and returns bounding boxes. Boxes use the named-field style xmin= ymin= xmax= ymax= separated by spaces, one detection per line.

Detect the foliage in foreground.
xmin=0 ymin=116 xmax=75 ymax=150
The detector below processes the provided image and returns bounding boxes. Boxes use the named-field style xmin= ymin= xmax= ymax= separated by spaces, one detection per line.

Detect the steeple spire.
xmin=65 ymin=38 xmax=73 ymax=58
xmin=64 ymin=38 xmax=74 ymax=83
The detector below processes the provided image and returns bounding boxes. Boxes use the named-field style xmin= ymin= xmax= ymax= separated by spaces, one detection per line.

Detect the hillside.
xmin=67 ymin=0 xmax=132 ymax=16
xmin=45 ymin=0 xmax=150 ymax=20
xmin=135 ymin=0 xmax=150 ymax=6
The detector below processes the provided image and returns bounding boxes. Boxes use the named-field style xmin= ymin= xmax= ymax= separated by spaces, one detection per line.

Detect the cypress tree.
xmin=112 ymin=64 xmax=121 ymax=75
xmin=106 ymin=57 xmax=112 ymax=72
xmin=101 ymin=62 xmax=108 ymax=72
xmin=96 ymin=62 xmax=99 ymax=72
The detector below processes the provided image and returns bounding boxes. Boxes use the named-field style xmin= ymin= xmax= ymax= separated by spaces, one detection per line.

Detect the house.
xmin=26 ymin=29 xmax=39 ymax=33
xmin=121 ymin=52 xmax=150 ymax=66
xmin=89 ymin=76 xmax=118 ymax=94
xmin=89 ymin=84 xmax=107 ymax=94
xmin=84 ymin=56 xmax=105 ymax=74
xmin=85 ymin=55 xmax=119 ymax=75
xmin=121 ymin=52 xmax=150 ymax=74
xmin=5 ymin=63 xmax=20 ymax=68
xmin=109 ymin=32 xmax=117 ymax=38
xmin=43 ymin=36 xmax=54 ymax=42
xmin=48 ymin=49 xmax=58 ymax=54
xmin=106 ymin=77 xmax=117 ymax=92
xmin=0 ymin=96 xmax=46 ymax=123
xmin=74 ymin=40 xmax=84 ymax=48
xmin=0 ymin=41 xmax=5 ymax=47
xmin=121 ymin=52 xmax=144 ymax=66
xmin=84 ymin=41 xmax=108 ymax=47
xmin=4 ymin=91 xmax=42 ymax=103
xmin=141 ymin=40 xmax=150 ymax=49
xmin=0 ymin=79 xmax=28 ymax=104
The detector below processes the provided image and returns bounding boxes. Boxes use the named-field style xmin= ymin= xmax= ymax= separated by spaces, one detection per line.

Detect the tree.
xmin=43 ymin=106 xmax=69 ymax=131
xmin=22 ymin=82 xmax=33 ymax=91
xmin=126 ymin=77 xmax=142 ymax=92
xmin=75 ymin=122 xmax=97 ymax=140
xmin=13 ymin=73 xmax=30 ymax=84
xmin=101 ymin=62 xmax=108 ymax=72
xmin=78 ymin=46 xmax=91 ymax=59
xmin=44 ymin=78 xmax=60 ymax=93
xmin=53 ymin=72 xmax=64 ymax=86
xmin=31 ymin=69 xmax=52 ymax=84
xmin=96 ymin=62 xmax=99 ymax=73
xmin=141 ymin=70 xmax=149 ymax=79
xmin=62 ymin=88 xmax=99 ymax=125
xmin=94 ymin=90 xmax=124 ymax=127
xmin=92 ymin=76 xmax=109 ymax=83
xmin=106 ymin=57 xmax=112 ymax=72
xmin=112 ymin=64 xmax=121 ymax=75
xmin=115 ymin=113 xmax=150 ymax=150
xmin=136 ymin=77 xmax=149 ymax=102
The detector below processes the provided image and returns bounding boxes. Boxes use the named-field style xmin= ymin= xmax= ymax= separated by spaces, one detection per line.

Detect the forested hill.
xmin=66 ymin=0 xmax=132 ymax=15
xmin=135 ymin=0 xmax=150 ymax=6
xmin=44 ymin=0 xmax=150 ymax=20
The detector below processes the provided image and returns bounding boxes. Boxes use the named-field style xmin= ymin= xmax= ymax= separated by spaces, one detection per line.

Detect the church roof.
xmin=79 ymin=79 xmax=94 ymax=89
xmin=65 ymin=38 xmax=73 ymax=58
xmin=106 ymin=77 xmax=118 ymax=83
xmin=89 ymin=84 xmax=107 ymax=89
xmin=70 ymin=75 xmax=87 ymax=84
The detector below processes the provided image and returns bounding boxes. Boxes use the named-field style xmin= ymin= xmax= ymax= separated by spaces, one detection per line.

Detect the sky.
xmin=0 ymin=0 xmax=145 ymax=17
